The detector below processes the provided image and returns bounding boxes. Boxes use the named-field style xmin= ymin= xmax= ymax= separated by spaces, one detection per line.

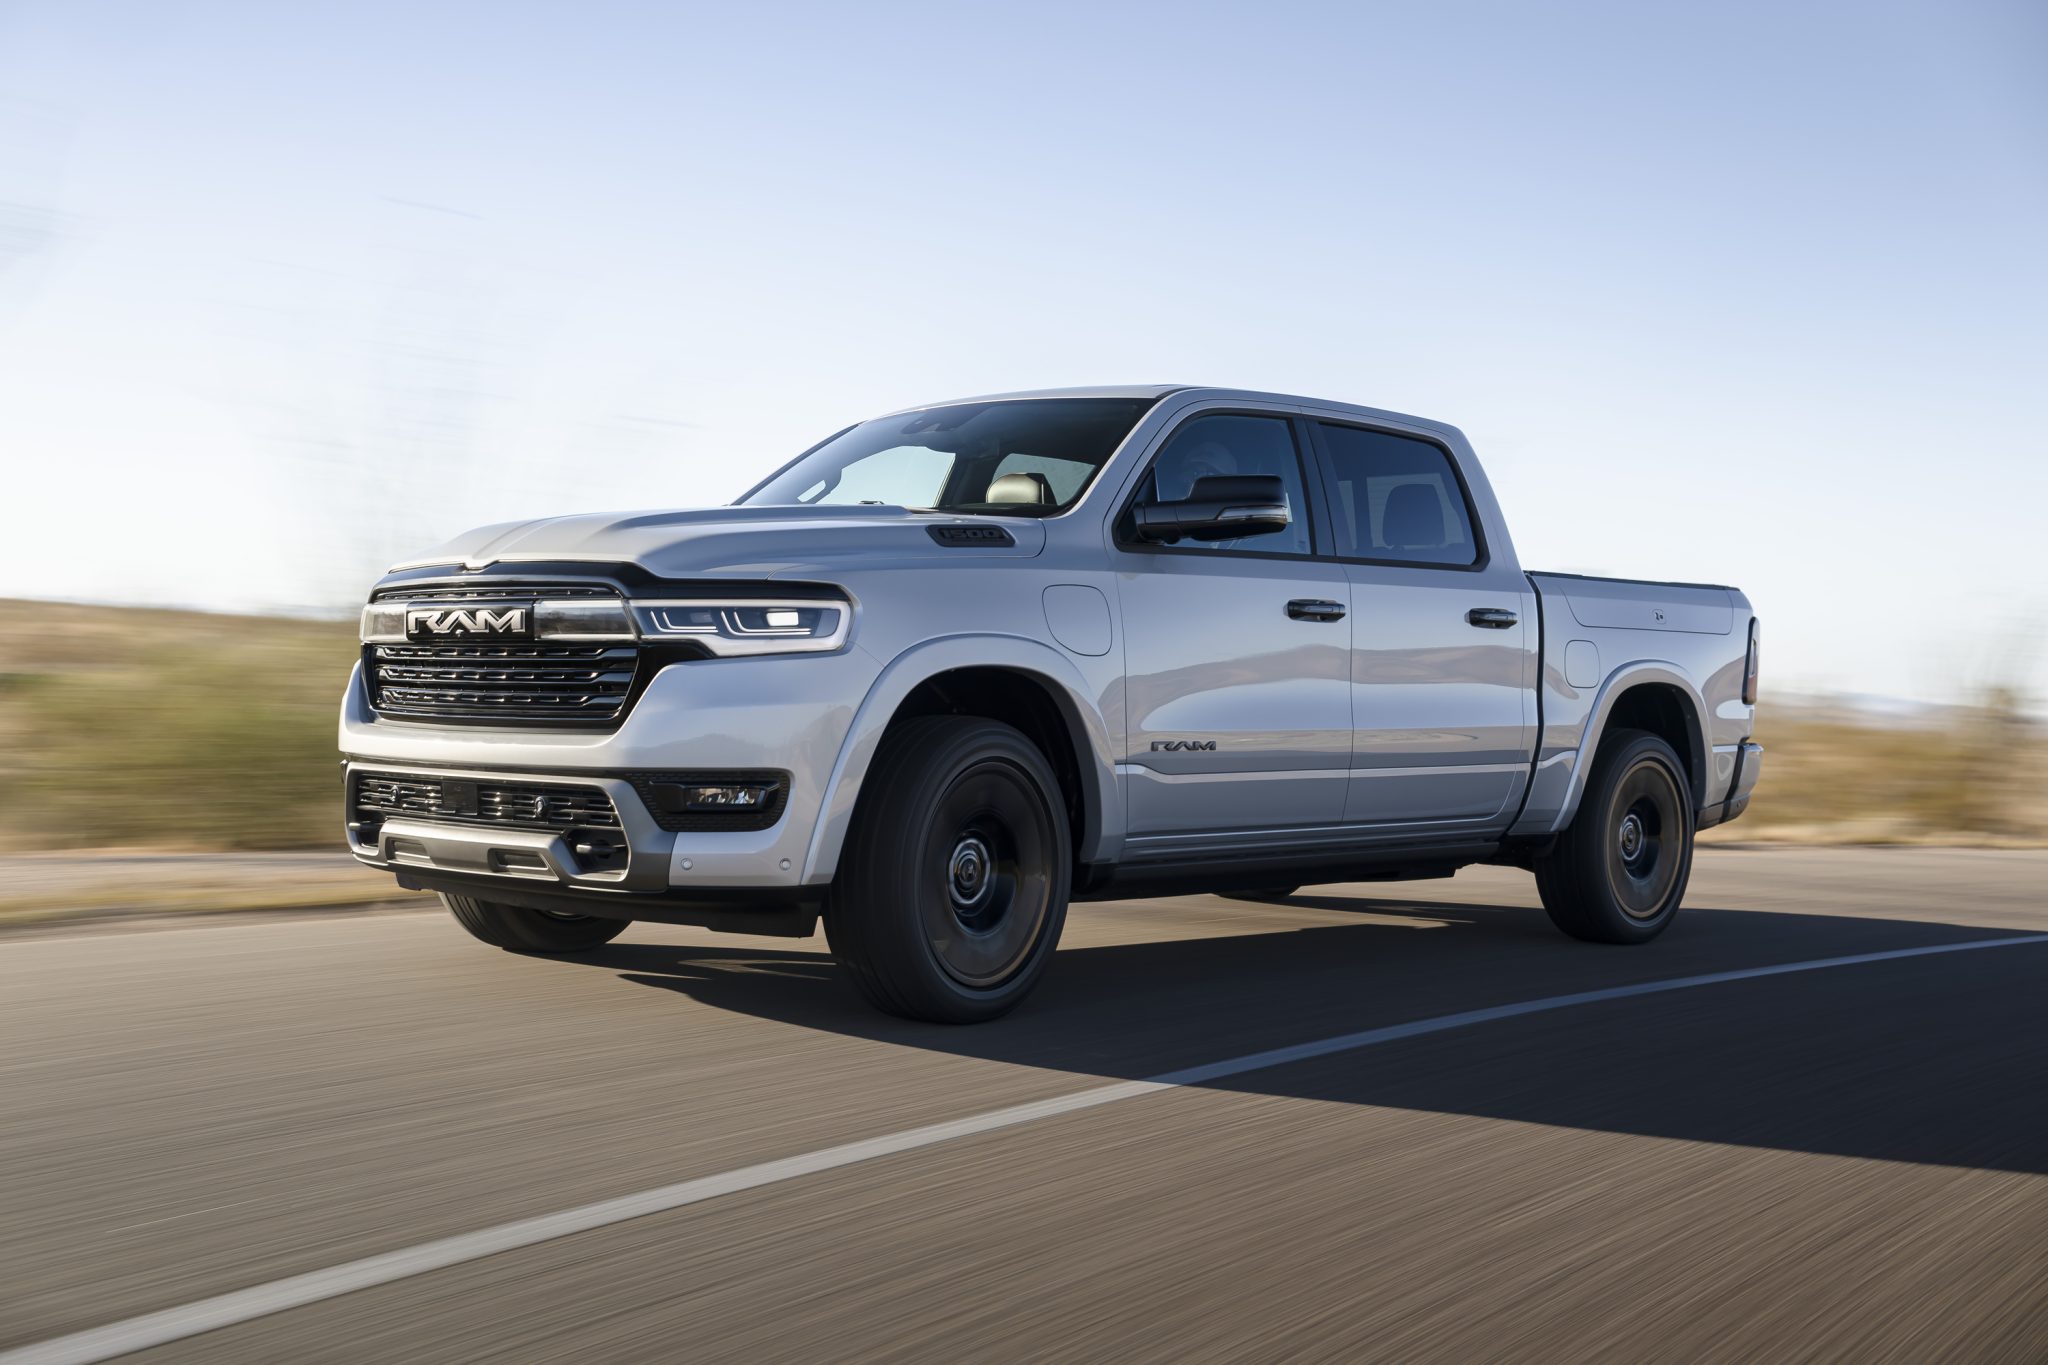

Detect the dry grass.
xmin=1704 ymin=694 xmax=2047 ymax=846
xmin=0 ymin=599 xmax=357 ymax=851
xmin=1 ymin=598 xmax=2040 ymax=852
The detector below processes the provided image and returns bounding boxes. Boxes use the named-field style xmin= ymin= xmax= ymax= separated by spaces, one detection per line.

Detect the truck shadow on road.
xmin=570 ymin=894 xmax=2048 ymax=1175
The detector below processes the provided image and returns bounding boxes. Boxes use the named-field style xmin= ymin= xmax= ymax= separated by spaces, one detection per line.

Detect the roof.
xmin=879 ymin=385 xmax=1462 ymax=442
xmin=882 ymin=384 xmax=1190 ymax=413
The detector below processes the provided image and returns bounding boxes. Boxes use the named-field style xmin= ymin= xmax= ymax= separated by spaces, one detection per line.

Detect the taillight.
xmin=1742 ymin=618 xmax=1760 ymax=705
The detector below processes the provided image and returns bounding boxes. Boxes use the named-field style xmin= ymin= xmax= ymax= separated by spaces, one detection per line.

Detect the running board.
xmin=1076 ymin=840 xmax=1498 ymax=901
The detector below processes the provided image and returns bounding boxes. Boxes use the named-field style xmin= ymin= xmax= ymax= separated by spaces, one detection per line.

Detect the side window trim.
xmin=1111 ymin=407 xmax=1329 ymax=561
xmin=1301 ymin=419 xmax=1492 ymax=573
xmin=1291 ymin=414 xmax=1338 ymax=555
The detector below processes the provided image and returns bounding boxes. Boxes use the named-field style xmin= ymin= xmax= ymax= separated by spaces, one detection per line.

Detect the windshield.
xmin=739 ymin=397 xmax=1157 ymax=516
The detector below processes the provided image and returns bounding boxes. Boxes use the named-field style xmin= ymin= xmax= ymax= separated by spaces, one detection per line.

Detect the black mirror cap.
xmin=1133 ymin=474 xmax=1291 ymax=543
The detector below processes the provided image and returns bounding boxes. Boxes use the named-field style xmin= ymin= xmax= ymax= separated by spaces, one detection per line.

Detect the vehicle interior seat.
xmin=987 ymin=471 xmax=1054 ymax=504
xmin=1380 ymin=482 xmax=1447 ymax=552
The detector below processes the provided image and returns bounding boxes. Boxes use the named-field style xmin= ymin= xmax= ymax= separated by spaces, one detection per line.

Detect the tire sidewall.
xmin=442 ymin=892 xmax=628 ymax=953
xmin=1578 ymin=732 xmax=1694 ymax=942
xmin=834 ymin=718 xmax=1072 ymax=1022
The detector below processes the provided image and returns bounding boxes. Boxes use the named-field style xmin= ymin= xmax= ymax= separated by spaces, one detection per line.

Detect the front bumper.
xmin=345 ymin=762 xmax=678 ymax=891
xmin=341 ymin=759 xmax=826 ymax=935
xmin=341 ymin=644 xmax=881 ymax=895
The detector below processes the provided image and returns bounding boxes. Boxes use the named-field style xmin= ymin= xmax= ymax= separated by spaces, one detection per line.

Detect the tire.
xmin=442 ymin=892 xmax=629 ymax=954
xmin=826 ymin=716 xmax=1071 ymax=1023
xmin=1534 ymin=728 xmax=1694 ymax=944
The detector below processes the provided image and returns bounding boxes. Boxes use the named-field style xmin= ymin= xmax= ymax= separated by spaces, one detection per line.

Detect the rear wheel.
xmin=442 ymin=892 xmax=629 ymax=953
xmin=827 ymin=716 xmax=1070 ymax=1023
xmin=1534 ymin=729 xmax=1693 ymax=944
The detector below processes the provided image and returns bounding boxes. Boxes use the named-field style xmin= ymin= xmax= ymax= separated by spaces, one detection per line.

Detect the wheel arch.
xmin=801 ymin=636 xmax=1119 ymax=885
xmin=1552 ymin=663 xmax=1710 ymax=832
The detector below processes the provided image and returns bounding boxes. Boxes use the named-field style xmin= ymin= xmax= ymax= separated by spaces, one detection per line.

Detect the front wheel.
xmin=442 ymin=892 xmax=629 ymax=953
xmin=826 ymin=716 xmax=1071 ymax=1023
xmin=1534 ymin=729 xmax=1694 ymax=944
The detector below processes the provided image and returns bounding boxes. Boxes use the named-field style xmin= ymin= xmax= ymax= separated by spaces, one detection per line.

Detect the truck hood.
xmin=389 ymin=505 xmax=1048 ymax=580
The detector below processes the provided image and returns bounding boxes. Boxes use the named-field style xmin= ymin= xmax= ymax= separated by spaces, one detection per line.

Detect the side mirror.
xmin=1133 ymin=474 xmax=1291 ymax=543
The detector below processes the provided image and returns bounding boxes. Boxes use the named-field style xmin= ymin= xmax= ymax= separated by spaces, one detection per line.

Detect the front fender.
xmin=801 ymin=634 xmax=1121 ymax=884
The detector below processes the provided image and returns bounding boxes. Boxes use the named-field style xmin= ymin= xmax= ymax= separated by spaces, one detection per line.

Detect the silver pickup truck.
xmin=342 ymin=386 xmax=1762 ymax=1021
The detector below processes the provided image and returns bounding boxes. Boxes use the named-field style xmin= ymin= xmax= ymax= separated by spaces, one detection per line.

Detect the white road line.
xmin=6 ymin=933 xmax=2044 ymax=1365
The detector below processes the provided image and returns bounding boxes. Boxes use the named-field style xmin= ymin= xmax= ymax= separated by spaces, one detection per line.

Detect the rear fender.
xmin=1524 ymin=661 xmax=1710 ymax=836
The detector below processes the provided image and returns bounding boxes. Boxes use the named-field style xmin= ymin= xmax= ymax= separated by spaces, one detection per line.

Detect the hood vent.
xmin=928 ymin=525 xmax=1016 ymax=548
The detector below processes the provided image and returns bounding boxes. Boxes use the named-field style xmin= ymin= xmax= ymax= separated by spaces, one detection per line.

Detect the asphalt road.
xmin=4 ymin=848 xmax=2046 ymax=1363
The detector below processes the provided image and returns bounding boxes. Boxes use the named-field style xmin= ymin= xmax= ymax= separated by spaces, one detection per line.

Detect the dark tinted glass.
xmin=741 ymin=398 xmax=1155 ymax=515
xmin=1317 ymin=424 xmax=1478 ymax=566
xmin=1135 ymin=414 xmax=1312 ymax=555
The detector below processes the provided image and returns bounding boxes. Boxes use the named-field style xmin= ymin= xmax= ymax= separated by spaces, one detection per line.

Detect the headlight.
xmin=360 ymin=593 xmax=851 ymax=656
xmin=631 ymin=600 xmax=851 ymax=656
xmin=359 ymin=602 xmax=408 ymax=643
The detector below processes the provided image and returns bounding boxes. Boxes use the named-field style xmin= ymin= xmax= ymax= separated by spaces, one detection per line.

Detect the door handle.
xmin=1287 ymin=598 xmax=1346 ymax=622
xmin=1466 ymin=607 xmax=1518 ymax=629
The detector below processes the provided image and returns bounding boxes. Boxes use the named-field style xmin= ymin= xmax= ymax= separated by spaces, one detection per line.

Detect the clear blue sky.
xmin=2 ymin=0 xmax=2043 ymax=704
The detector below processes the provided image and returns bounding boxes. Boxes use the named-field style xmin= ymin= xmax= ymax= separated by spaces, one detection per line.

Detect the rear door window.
xmin=1315 ymin=424 xmax=1479 ymax=566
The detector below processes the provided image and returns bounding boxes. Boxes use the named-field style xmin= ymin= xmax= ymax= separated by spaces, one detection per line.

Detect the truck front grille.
xmin=350 ymin=772 xmax=622 ymax=834
xmin=364 ymin=582 xmax=639 ymax=727
xmin=366 ymin=641 xmax=638 ymax=724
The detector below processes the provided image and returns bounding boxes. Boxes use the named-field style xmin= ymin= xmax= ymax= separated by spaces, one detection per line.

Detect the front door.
xmin=1114 ymin=411 xmax=1354 ymax=841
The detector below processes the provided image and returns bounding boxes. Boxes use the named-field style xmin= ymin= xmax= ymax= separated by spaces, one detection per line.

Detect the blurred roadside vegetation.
xmin=0 ymin=598 xmax=2041 ymax=852
xmin=0 ymin=599 xmax=356 ymax=850
xmin=1700 ymin=688 xmax=2047 ymax=847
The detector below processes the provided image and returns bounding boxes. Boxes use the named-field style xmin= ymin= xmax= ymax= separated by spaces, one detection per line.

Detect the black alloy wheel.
xmin=1535 ymin=728 xmax=1695 ymax=944
xmin=828 ymin=716 xmax=1071 ymax=1022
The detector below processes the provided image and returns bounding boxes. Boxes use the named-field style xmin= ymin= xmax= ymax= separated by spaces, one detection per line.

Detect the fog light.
xmin=647 ymin=777 xmax=782 ymax=810
xmin=669 ymin=784 xmax=773 ymax=810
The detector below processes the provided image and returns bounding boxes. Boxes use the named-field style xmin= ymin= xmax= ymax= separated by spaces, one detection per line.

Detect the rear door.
xmin=1305 ymin=418 xmax=1537 ymax=832
xmin=1112 ymin=409 xmax=1354 ymax=842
